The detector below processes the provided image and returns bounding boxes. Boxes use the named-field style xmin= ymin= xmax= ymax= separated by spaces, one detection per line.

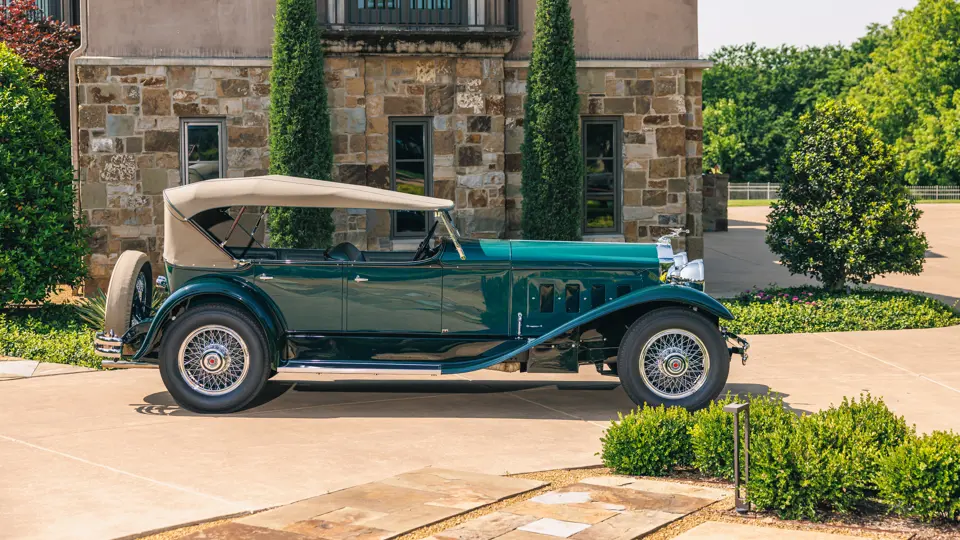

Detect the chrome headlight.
xmin=679 ymin=259 xmax=705 ymax=282
xmin=673 ymin=252 xmax=688 ymax=268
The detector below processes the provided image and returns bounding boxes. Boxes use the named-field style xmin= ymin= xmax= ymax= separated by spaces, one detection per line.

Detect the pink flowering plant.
xmin=721 ymin=286 xmax=958 ymax=335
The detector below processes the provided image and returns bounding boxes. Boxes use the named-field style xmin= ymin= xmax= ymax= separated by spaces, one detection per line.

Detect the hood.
xmin=507 ymin=240 xmax=661 ymax=269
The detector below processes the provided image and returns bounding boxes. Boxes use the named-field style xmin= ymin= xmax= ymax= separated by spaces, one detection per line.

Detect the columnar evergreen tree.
xmin=267 ymin=0 xmax=334 ymax=249
xmin=520 ymin=0 xmax=584 ymax=240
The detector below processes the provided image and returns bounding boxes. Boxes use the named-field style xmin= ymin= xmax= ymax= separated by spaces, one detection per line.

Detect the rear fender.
xmin=442 ymin=285 xmax=732 ymax=374
xmin=131 ymin=276 xmax=285 ymax=367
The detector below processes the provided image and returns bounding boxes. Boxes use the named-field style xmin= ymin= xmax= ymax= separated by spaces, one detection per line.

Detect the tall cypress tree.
xmin=520 ymin=0 xmax=584 ymax=240
xmin=267 ymin=0 xmax=334 ymax=249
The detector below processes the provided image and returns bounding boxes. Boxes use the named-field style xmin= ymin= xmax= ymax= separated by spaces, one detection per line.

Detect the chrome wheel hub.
xmin=639 ymin=329 xmax=710 ymax=399
xmin=178 ymin=325 xmax=249 ymax=396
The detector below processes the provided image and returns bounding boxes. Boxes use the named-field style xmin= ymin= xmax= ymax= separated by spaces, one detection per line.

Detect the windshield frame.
xmin=436 ymin=210 xmax=466 ymax=260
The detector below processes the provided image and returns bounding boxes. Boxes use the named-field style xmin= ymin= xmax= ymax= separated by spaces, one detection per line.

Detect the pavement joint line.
xmin=819 ymin=334 xmax=960 ymax=395
xmin=453 ymin=374 xmax=609 ymax=429
xmin=0 ymin=433 xmax=251 ymax=509
xmin=705 ymin=246 xmax=759 ymax=265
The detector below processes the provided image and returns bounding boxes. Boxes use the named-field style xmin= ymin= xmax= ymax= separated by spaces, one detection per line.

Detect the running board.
xmin=277 ymin=360 xmax=441 ymax=376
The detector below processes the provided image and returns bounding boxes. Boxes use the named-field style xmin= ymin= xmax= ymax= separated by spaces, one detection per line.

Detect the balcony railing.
xmin=320 ymin=0 xmax=519 ymax=34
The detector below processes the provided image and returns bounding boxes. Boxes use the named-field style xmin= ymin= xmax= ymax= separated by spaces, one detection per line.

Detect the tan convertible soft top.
xmin=163 ymin=175 xmax=455 ymax=268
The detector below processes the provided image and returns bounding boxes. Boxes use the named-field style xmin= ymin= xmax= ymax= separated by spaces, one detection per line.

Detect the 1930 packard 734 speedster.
xmin=95 ymin=176 xmax=749 ymax=413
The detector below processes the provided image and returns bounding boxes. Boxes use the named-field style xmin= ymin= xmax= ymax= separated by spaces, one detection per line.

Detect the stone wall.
xmin=702 ymin=173 xmax=729 ymax=233
xmin=74 ymin=56 xmax=706 ymax=290
xmin=504 ymin=65 xmax=704 ymax=258
xmin=325 ymin=55 xmax=506 ymax=250
xmin=75 ymin=62 xmax=271 ymax=292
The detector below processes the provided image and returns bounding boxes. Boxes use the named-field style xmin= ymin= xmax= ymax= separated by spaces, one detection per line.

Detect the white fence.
xmin=728 ymin=183 xmax=960 ymax=201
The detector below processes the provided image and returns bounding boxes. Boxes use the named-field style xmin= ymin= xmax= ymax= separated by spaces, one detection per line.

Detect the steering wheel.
xmin=414 ymin=219 xmax=440 ymax=261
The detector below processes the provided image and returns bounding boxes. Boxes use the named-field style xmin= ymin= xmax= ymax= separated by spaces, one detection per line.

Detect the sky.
xmin=699 ymin=0 xmax=918 ymax=57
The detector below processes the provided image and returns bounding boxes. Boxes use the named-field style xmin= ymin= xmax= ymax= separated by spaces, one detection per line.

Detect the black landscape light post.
xmin=723 ymin=402 xmax=750 ymax=514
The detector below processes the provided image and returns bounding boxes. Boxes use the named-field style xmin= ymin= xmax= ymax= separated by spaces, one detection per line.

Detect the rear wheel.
xmin=159 ymin=304 xmax=269 ymax=414
xmin=617 ymin=307 xmax=729 ymax=411
xmin=104 ymin=251 xmax=152 ymax=336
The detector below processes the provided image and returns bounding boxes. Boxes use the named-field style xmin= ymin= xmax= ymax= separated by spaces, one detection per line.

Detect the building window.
xmin=582 ymin=117 xmax=622 ymax=235
xmin=180 ymin=118 xmax=227 ymax=184
xmin=390 ymin=118 xmax=433 ymax=238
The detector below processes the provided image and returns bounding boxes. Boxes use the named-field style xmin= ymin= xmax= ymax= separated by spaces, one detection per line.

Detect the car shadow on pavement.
xmin=129 ymin=379 xmax=812 ymax=419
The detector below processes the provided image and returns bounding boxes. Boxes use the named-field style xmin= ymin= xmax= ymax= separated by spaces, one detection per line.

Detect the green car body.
xmin=94 ymin=176 xmax=748 ymax=413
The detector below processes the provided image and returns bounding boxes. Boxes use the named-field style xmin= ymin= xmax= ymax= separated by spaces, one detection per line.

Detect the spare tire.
xmin=104 ymin=251 xmax=153 ymax=336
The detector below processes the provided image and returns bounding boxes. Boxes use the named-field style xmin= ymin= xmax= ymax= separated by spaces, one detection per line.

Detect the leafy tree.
xmin=850 ymin=0 xmax=960 ymax=185
xmin=766 ymin=101 xmax=927 ymax=291
xmin=0 ymin=44 xmax=88 ymax=305
xmin=0 ymin=0 xmax=79 ymax=129
xmin=520 ymin=0 xmax=584 ymax=240
xmin=266 ymin=0 xmax=334 ymax=249
xmin=703 ymin=43 xmax=875 ymax=182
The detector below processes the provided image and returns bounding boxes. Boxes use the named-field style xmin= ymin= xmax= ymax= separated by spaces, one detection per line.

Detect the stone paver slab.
xmin=362 ymin=503 xmax=463 ymax=533
xmin=619 ymin=479 xmax=728 ymax=501
xmin=316 ymin=507 xmax=389 ymax=525
xmin=434 ymin=511 xmax=538 ymax=540
xmin=181 ymin=522 xmax=313 ymax=539
xmin=318 ymin=482 xmax=443 ymax=514
xmin=32 ymin=362 xmax=96 ymax=376
xmin=495 ymin=531 xmax=557 ymax=540
xmin=556 ymin=484 xmax=715 ymax=514
xmin=577 ymin=477 xmax=633 ymax=489
xmin=568 ymin=510 xmax=684 ymax=540
xmin=382 ymin=468 xmax=545 ymax=500
xmin=508 ymin=500 xmax=619 ymax=524
xmin=236 ymin=498 xmax=347 ymax=530
xmin=518 ymin=518 xmax=592 ymax=538
xmin=0 ymin=360 xmax=38 ymax=377
xmin=673 ymin=521 xmax=861 ymax=539
xmin=284 ymin=520 xmax=394 ymax=540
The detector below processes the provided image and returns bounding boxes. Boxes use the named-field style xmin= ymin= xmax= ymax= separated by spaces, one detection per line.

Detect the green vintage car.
xmin=95 ymin=175 xmax=749 ymax=413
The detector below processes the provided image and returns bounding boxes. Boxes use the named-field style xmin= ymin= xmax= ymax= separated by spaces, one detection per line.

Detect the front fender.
xmin=441 ymin=284 xmax=731 ymax=375
xmin=132 ymin=276 xmax=285 ymax=365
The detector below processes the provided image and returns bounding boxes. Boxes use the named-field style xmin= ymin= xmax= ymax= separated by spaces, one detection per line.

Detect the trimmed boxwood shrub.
xmin=601 ymin=405 xmax=692 ymax=476
xmin=689 ymin=393 xmax=796 ymax=480
xmin=748 ymin=394 xmax=912 ymax=519
xmin=877 ymin=431 xmax=960 ymax=522
xmin=0 ymin=305 xmax=100 ymax=368
xmin=0 ymin=44 xmax=88 ymax=306
xmin=722 ymin=286 xmax=959 ymax=335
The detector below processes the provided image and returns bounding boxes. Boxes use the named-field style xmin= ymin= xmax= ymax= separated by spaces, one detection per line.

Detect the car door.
xmin=345 ymin=261 xmax=442 ymax=333
xmin=254 ymin=261 xmax=344 ymax=332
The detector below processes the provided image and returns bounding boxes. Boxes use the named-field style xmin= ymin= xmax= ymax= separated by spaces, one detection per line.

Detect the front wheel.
xmin=617 ymin=307 xmax=729 ymax=411
xmin=159 ymin=304 xmax=269 ymax=414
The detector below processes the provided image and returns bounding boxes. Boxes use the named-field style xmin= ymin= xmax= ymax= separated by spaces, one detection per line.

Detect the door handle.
xmin=257 ymin=274 xmax=273 ymax=281
xmin=354 ymin=276 xmax=369 ymax=283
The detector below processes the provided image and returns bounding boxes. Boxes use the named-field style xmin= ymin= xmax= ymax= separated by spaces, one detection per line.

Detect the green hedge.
xmin=721 ymin=286 xmax=959 ymax=335
xmin=0 ymin=305 xmax=100 ymax=368
xmin=600 ymin=394 xmax=960 ymax=523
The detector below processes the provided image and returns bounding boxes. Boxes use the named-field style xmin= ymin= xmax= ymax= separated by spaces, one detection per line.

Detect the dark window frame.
xmin=180 ymin=117 xmax=228 ymax=185
xmin=581 ymin=116 xmax=623 ymax=236
xmin=389 ymin=117 xmax=434 ymax=239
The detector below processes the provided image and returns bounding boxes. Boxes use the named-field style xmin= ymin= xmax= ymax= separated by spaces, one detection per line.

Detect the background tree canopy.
xmin=704 ymin=0 xmax=960 ymax=187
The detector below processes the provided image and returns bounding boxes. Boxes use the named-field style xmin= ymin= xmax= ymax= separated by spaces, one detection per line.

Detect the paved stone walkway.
xmin=183 ymin=473 xmax=733 ymax=540
xmin=183 ymin=469 xmax=545 ymax=539
xmin=674 ymin=521 xmax=860 ymax=539
xmin=429 ymin=476 xmax=727 ymax=540
xmin=0 ymin=358 xmax=94 ymax=380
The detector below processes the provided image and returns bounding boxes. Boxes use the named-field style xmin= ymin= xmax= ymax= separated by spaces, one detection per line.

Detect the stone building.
xmin=69 ymin=0 xmax=708 ymax=292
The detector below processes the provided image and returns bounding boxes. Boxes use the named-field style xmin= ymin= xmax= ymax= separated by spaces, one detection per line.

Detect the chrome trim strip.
xmin=102 ymin=359 xmax=158 ymax=369
xmin=277 ymin=366 xmax=441 ymax=375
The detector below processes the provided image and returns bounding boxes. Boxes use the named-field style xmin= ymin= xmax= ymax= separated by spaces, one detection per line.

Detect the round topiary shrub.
xmin=600 ymin=405 xmax=692 ymax=476
xmin=877 ymin=431 xmax=960 ymax=522
xmin=766 ymin=100 xmax=928 ymax=291
xmin=0 ymin=44 xmax=88 ymax=305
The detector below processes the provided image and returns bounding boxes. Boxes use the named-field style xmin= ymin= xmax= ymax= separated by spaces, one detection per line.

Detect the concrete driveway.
xmin=705 ymin=203 xmax=960 ymax=305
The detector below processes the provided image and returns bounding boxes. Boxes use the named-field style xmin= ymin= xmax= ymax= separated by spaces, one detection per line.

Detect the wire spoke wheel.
xmin=178 ymin=325 xmax=250 ymax=397
xmin=639 ymin=329 xmax=710 ymax=400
